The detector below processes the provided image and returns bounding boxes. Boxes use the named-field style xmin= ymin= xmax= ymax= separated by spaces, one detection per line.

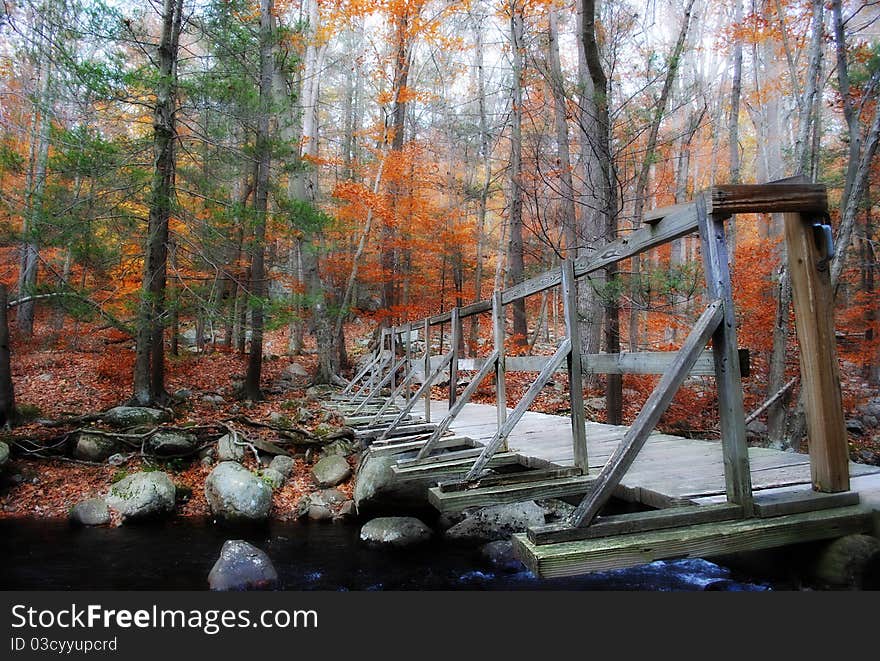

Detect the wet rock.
xmin=810 ymin=534 xmax=880 ymax=589
xmin=146 ymin=431 xmax=197 ymax=456
xmin=204 ymin=462 xmax=272 ymax=522
xmin=481 ymin=540 xmax=524 ymax=573
xmin=208 ymin=540 xmax=278 ymax=591
xmin=73 ymin=431 xmax=118 ymax=462
xmin=311 ymin=455 xmax=351 ymax=487
xmin=269 ymin=455 xmax=294 ymax=478
xmin=69 ymin=498 xmax=110 ymax=526
xmin=445 ymin=501 xmax=546 ymax=543
xmin=106 ymin=472 xmax=176 ymax=521
xmin=308 ymin=504 xmax=333 ymax=522
xmin=260 ymin=468 xmax=286 ymax=490
xmin=336 ymin=500 xmax=356 ymax=520
xmin=360 ymin=516 xmax=433 ymax=548
xmin=102 ymin=406 xmax=168 ymax=429
xmin=353 ymin=454 xmax=432 ymax=513
xmin=216 ymin=433 xmax=245 ymax=463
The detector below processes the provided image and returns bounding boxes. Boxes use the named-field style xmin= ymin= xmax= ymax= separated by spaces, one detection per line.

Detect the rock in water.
xmin=216 ymin=433 xmax=245 ymax=463
xmin=0 ymin=440 xmax=9 ymax=469
xmin=146 ymin=431 xmax=197 ymax=456
xmin=269 ymin=455 xmax=294 ymax=478
xmin=73 ymin=431 xmax=118 ymax=462
xmin=106 ymin=472 xmax=176 ymax=521
xmin=360 ymin=517 xmax=433 ymax=548
xmin=208 ymin=540 xmax=278 ymax=591
xmin=445 ymin=501 xmax=546 ymax=542
xmin=311 ymin=455 xmax=351 ymax=487
xmin=204 ymin=462 xmax=272 ymax=522
xmin=69 ymin=498 xmax=110 ymax=526
xmin=481 ymin=540 xmax=524 ymax=573
xmin=353 ymin=454 xmax=433 ymax=513
xmin=811 ymin=534 xmax=880 ymax=589
xmin=102 ymin=406 xmax=168 ymax=428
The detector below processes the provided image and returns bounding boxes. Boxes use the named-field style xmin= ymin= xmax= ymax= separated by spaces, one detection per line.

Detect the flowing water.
xmin=0 ymin=518 xmax=775 ymax=591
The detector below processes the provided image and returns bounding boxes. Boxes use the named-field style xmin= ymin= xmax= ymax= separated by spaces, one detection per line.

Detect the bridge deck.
xmin=410 ymin=399 xmax=880 ymax=510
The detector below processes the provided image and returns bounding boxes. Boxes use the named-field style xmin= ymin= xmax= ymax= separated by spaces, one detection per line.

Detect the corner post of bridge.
xmin=562 ymin=258 xmax=588 ymax=472
xmin=449 ymin=307 xmax=461 ymax=408
xmin=492 ymin=289 xmax=508 ymax=451
xmin=423 ymin=317 xmax=432 ymax=423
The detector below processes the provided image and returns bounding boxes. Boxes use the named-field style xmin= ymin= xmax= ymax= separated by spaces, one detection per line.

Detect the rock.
xmin=261 ymin=468 xmax=286 ymax=490
xmin=846 ymin=419 xmax=865 ymax=435
xmin=216 ymin=433 xmax=245 ymax=463
xmin=208 ymin=540 xmax=278 ymax=591
xmin=746 ymin=419 xmax=768 ymax=437
xmin=862 ymin=414 xmax=878 ymax=429
xmin=311 ymin=455 xmax=351 ymax=487
xmin=810 ymin=534 xmax=880 ymax=589
xmin=107 ymin=453 xmax=130 ymax=467
xmin=146 ymin=431 xmax=197 ymax=456
xmin=269 ymin=455 xmax=294 ymax=478
xmin=312 ymin=422 xmax=337 ymax=438
xmin=268 ymin=412 xmax=292 ymax=428
xmin=281 ymin=362 xmax=309 ymax=379
xmin=106 ymin=472 xmax=176 ymax=521
xmin=537 ymin=498 xmax=575 ymax=522
xmin=103 ymin=406 xmax=168 ymax=429
xmin=297 ymin=407 xmax=313 ymax=423
xmin=315 ymin=488 xmax=347 ymax=505
xmin=360 ymin=517 xmax=433 ymax=548
xmin=305 ymin=384 xmax=336 ymax=399
xmin=308 ymin=505 xmax=333 ymax=521
xmin=436 ymin=511 xmax=467 ymax=531
xmin=204 ymin=462 xmax=272 ymax=522
xmin=73 ymin=431 xmax=118 ymax=462
xmin=353 ymin=454 xmax=433 ymax=513
xmin=584 ymin=397 xmax=606 ymax=411
xmin=37 ymin=373 xmax=52 ymax=382
xmin=0 ymin=441 xmax=9 ymax=469
xmin=336 ymin=500 xmax=356 ymax=520
xmin=858 ymin=400 xmax=880 ymax=419
xmin=69 ymin=498 xmax=110 ymax=526
xmin=481 ymin=540 xmax=524 ymax=573
xmin=445 ymin=501 xmax=546 ymax=542
xmin=319 ymin=438 xmax=360 ymax=460
xmin=172 ymin=389 xmax=192 ymax=401
xmin=202 ymin=394 xmax=225 ymax=406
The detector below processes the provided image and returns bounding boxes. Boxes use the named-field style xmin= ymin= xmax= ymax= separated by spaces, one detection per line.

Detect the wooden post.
xmin=404 ymin=322 xmax=412 ymax=404
xmin=562 ymin=259 xmax=588 ymax=472
xmin=389 ymin=327 xmax=397 ymax=393
xmin=493 ymin=290 xmax=507 ymax=450
xmin=697 ymin=194 xmax=754 ymax=515
xmin=423 ymin=318 xmax=431 ymax=423
xmin=449 ymin=307 xmax=460 ymax=407
xmin=784 ymin=212 xmax=849 ymax=492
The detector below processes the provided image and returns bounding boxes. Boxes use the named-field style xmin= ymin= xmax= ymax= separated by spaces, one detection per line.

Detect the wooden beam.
xmin=428 ymin=475 xmax=595 ymax=512
xmin=493 ymin=290 xmax=508 ymax=447
xmin=528 ymin=503 xmax=744 ymax=545
xmin=752 ymin=490 xmax=859 ymax=518
xmin=698 ymin=195 xmax=754 ymax=514
xmin=462 ymin=338 xmax=572 ymax=482
xmin=350 ymin=354 xmax=407 ymax=415
xmin=366 ymin=435 xmax=475 ymax=458
xmin=562 ymin=259 xmax=588 ymax=472
xmin=784 ymin=212 xmax=850 ymax=492
xmin=566 ymin=300 xmax=724 ymax=528
xmin=708 ymin=183 xmax=828 ymax=216
xmin=391 ymin=452 xmax=522 ymax=481
xmin=644 ymin=202 xmax=692 ymax=225
xmin=437 ymin=466 xmax=583 ymax=492
xmin=513 ymin=505 xmax=874 ymax=579
xmin=423 ymin=318 xmax=431 ymax=423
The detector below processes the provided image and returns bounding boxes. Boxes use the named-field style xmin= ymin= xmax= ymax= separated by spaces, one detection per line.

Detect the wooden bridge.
xmin=329 ymin=181 xmax=880 ymax=578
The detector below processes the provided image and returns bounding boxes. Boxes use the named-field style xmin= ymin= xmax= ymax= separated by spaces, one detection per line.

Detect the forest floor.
xmin=1 ymin=315 xmax=878 ymax=520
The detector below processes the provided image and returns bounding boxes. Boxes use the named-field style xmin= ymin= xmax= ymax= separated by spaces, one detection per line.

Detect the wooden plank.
xmin=415 ymin=351 xmax=499 ymax=460
xmin=644 ymin=202 xmax=692 ymax=225
xmin=708 ymin=183 xmax=827 ymax=216
xmin=428 ymin=475 xmax=595 ymax=512
xmin=423 ymin=318 xmax=431 ymax=424
xmin=503 ymin=203 xmax=698 ymax=305
xmin=562 ymin=259 xmax=588 ymax=472
xmin=358 ymin=423 xmax=438 ymax=441
xmin=698 ymin=195 xmax=754 ymax=514
xmin=367 ymin=435 xmax=475 ymax=457
xmin=427 ymin=299 xmax=492 ymax=326
xmin=351 ymin=355 xmax=408 ymax=415
xmin=397 ymin=447 xmax=488 ymax=468
xmin=367 ymin=363 xmax=418 ymax=424
xmin=463 ymin=338 xmax=572 ymax=481
xmin=784 ymin=211 xmax=849 ymax=492
xmin=528 ymin=503 xmax=743 ymax=545
xmin=437 ymin=466 xmax=583 ymax=492
xmin=513 ymin=505 xmax=873 ymax=579
xmin=566 ymin=300 xmax=724 ymax=527
xmin=753 ymin=489 xmax=859 ymax=518
xmin=391 ymin=452 xmax=522 ymax=479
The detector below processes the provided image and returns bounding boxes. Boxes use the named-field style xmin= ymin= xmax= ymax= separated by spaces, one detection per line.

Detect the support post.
xmin=404 ymin=322 xmax=412 ymax=404
xmin=697 ymin=194 xmax=754 ymax=515
xmin=493 ymin=290 xmax=508 ymax=451
xmin=389 ymin=327 xmax=397 ymax=393
xmin=449 ymin=307 xmax=460 ymax=407
xmin=423 ymin=318 xmax=431 ymax=423
xmin=562 ymin=259 xmax=588 ymax=472
xmin=783 ymin=212 xmax=849 ymax=492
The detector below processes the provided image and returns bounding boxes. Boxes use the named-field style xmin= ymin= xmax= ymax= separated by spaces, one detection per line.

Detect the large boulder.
xmin=216 ymin=433 xmax=245 ymax=463
xmin=360 ymin=517 xmax=433 ymax=548
xmin=810 ymin=534 xmax=880 ymax=589
xmin=146 ymin=431 xmax=197 ymax=456
xmin=444 ymin=501 xmax=546 ymax=543
xmin=69 ymin=498 xmax=110 ymax=526
xmin=208 ymin=540 xmax=279 ymax=591
xmin=205 ymin=462 xmax=272 ymax=522
xmin=311 ymin=455 xmax=351 ymax=487
xmin=103 ymin=406 xmax=168 ymax=429
xmin=353 ymin=454 xmax=433 ymax=513
xmin=73 ymin=431 xmax=118 ymax=462
xmin=0 ymin=440 xmax=9 ymax=470
xmin=106 ymin=472 xmax=176 ymax=521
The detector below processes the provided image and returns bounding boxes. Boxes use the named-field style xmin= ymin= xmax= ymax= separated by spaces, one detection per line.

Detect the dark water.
xmin=0 ymin=518 xmax=773 ymax=591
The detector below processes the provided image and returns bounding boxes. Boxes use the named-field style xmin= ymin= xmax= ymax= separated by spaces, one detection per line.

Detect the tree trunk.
xmin=726 ymin=0 xmax=743 ymax=259
xmin=508 ymin=1 xmax=527 ymax=347
xmin=0 ymin=285 xmax=16 ymax=427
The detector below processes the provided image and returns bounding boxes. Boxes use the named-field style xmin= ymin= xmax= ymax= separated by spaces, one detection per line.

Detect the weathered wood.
xmin=397 ymin=447 xmax=488 ymax=468
xmin=358 ymin=423 xmax=438 ymax=441
xmin=423 ymin=318 xmax=431 ymax=424
xmin=644 ymin=202 xmax=692 ymax=225
xmin=753 ymin=489 xmax=859 ymax=518
xmin=708 ymin=183 xmax=827 ymax=216
xmin=566 ymin=300 xmax=724 ymax=528
xmin=449 ymin=307 xmax=460 ymax=407
xmin=343 ymin=350 xmax=380 ymax=394
xmin=438 ymin=466 xmax=583 ymax=492
xmin=784 ymin=211 xmax=850 ymax=493
xmin=428 ymin=475 xmax=595 ymax=512
xmin=367 ymin=362 xmax=418 ymax=425
xmin=379 ymin=350 xmax=453 ymax=440
xmin=698 ymin=195 xmax=754 ymax=514
xmin=366 ymin=435 xmax=474 ymax=457
xmin=493 ymin=290 xmax=507 ymax=440
xmin=513 ymin=504 xmax=873 ymax=579
xmin=427 ymin=299 xmax=492 ymax=326
xmin=403 ymin=322 xmax=412 ymax=404
xmin=391 ymin=452 xmax=522 ymax=481
xmin=528 ymin=503 xmax=744 ymax=545
xmin=415 ymin=351 xmax=499 ymax=460
xmin=463 ymin=338 xmax=572 ymax=481
xmin=562 ymin=259 xmax=588 ymax=471
xmin=350 ymin=355 xmax=407 ymax=415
